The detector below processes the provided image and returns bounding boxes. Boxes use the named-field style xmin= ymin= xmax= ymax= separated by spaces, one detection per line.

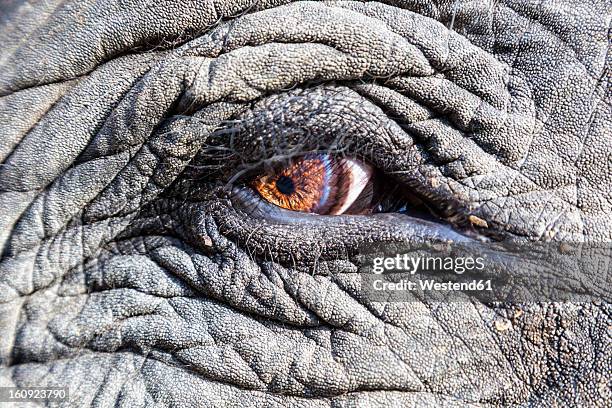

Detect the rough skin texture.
xmin=0 ymin=0 xmax=610 ymax=406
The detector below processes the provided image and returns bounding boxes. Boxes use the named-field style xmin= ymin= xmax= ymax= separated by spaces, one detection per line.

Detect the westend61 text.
xmin=372 ymin=279 xmax=493 ymax=292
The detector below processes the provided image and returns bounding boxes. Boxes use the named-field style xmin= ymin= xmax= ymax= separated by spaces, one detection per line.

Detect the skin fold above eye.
xmin=251 ymin=154 xmax=374 ymax=215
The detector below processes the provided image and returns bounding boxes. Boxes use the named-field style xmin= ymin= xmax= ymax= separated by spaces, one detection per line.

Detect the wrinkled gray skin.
xmin=0 ymin=0 xmax=610 ymax=406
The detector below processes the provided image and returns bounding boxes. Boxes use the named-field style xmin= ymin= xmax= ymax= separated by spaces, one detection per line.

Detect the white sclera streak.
xmin=330 ymin=158 xmax=373 ymax=215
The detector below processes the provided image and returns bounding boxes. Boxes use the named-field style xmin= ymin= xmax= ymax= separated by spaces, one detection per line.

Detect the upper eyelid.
xmin=184 ymin=86 xmax=443 ymax=209
xmin=191 ymin=86 xmax=410 ymax=171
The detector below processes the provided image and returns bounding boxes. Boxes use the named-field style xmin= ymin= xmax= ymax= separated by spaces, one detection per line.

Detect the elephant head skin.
xmin=0 ymin=0 xmax=610 ymax=406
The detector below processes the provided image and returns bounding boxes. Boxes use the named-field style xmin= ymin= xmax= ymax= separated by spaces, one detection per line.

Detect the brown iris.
xmin=252 ymin=154 xmax=374 ymax=215
xmin=253 ymin=156 xmax=330 ymax=212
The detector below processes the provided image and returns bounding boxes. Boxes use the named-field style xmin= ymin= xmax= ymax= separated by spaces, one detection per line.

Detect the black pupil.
xmin=275 ymin=176 xmax=295 ymax=195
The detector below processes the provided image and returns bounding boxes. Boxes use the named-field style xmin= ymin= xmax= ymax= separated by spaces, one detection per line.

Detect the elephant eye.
xmin=248 ymin=153 xmax=429 ymax=216
xmin=251 ymin=154 xmax=373 ymax=215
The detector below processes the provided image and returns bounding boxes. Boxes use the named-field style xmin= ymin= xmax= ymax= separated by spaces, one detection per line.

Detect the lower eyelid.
xmin=231 ymin=186 xmax=353 ymax=224
xmin=224 ymin=186 xmax=473 ymax=253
